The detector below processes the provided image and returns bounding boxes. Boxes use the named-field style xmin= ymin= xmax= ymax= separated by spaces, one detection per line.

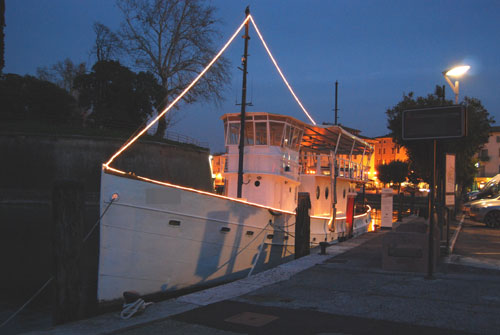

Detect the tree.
xmin=74 ymin=60 xmax=164 ymax=130
xmin=0 ymin=0 xmax=5 ymax=74
xmin=91 ymin=22 xmax=122 ymax=62
xmin=0 ymin=73 xmax=79 ymax=125
xmin=377 ymin=160 xmax=409 ymax=221
xmin=389 ymin=160 xmax=409 ymax=221
xmin=36 ymin=58 xmax=87 ymax=95
xmin=386 ymin=88 xmax=494 ymax=195
xmin=377 ymin=163 xmax=392 ymax=188
xmin=116 ymin=0 xmax=231 ymax=138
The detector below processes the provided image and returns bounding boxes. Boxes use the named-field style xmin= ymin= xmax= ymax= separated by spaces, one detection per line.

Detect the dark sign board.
xmin=402 ymin=105 xmax=466 ymax=140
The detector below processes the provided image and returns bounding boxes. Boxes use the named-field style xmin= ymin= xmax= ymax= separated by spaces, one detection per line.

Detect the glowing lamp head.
xmin=444 ymin=65 xmax=470 ymax=78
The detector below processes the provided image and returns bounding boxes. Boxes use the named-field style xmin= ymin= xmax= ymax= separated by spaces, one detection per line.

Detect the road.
xmin=453 ymin=217 xmax=500 ymax=262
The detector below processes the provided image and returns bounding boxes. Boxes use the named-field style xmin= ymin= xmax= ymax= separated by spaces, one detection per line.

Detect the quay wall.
xmin=0 ymin=132 xmax=212 ymax=300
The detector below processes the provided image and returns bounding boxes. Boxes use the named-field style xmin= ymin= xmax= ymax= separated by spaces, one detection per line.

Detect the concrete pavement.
xmin=23 ymin=215 xmax=500 ymax=334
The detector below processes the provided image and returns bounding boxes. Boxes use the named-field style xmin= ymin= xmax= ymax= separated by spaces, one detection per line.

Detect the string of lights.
xmin=104 ymin=13 xmax=317 ymax=167
xmin=249 ymin=16 xmax=317 ymax=125
xmin=104 ymin=15 xmax=251 ymax=168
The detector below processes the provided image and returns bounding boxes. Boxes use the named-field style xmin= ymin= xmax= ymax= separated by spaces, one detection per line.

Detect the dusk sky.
xmin=4 ymin=0 xmax=500 ymax=152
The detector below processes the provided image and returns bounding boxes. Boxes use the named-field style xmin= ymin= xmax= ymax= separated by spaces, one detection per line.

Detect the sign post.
xmin=402 ymin=105 xmax=466 ymax=280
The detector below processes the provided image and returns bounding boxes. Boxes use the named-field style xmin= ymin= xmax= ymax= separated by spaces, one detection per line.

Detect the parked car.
xmin=463 ymin=196 xmax=500 ymax=228
xmin=467 ymin=174 xmax=500 ymax=202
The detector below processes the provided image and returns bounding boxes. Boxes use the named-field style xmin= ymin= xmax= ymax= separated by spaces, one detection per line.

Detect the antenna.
xmin=334 ymin=80 xmax=339 ymax=125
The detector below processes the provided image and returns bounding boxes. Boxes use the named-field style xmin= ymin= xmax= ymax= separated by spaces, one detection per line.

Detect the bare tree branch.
xmin=116 ymin=0 xmax=231 ymax=137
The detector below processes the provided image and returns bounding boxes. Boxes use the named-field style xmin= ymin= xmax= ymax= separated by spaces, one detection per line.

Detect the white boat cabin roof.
xmin=221 ymin=112 xmax=373 ymax=156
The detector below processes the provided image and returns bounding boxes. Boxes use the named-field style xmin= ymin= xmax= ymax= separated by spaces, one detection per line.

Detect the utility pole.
xmin=237 ymin=7 xmax=250 ymax=198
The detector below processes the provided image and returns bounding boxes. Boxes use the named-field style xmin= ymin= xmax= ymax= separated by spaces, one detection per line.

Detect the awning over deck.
xmin=301 ymin=124 xmax=373 ymax=156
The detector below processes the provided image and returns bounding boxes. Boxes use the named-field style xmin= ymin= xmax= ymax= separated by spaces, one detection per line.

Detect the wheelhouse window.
xmin=269 ymin=122 xmax=284 ymax=146
xmin=245 ymin=122 xmax=254 ymax=145
xmin=255 ymin=122 xmax=268 ymax=145
xmin=227 ymin=123 xmax=240 ymax=145
xmin=224 ymin=114 xmax=304 ymax=150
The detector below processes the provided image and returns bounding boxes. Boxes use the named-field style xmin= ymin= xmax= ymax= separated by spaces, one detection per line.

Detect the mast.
xmin=237 ymin=6 xmax=250 ymax=198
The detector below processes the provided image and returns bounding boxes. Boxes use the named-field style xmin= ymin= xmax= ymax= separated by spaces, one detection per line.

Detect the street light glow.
xmin=445 ymin=65 xmax=470 ymax=78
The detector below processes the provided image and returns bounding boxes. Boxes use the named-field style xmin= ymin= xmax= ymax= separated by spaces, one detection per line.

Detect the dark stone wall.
xmin=0 ymin=132 xmax=212 ymax=299
xmin=0 ymin=133 xmax=212 ymax=192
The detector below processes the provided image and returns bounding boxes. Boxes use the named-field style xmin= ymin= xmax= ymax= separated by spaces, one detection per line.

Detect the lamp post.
xmin=442 ymin=65 xmax=470 ymax=104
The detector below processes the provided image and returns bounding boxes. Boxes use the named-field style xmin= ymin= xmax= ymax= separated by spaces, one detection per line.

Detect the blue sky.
xmin=4 ymin=0 xmax=500 ymax=152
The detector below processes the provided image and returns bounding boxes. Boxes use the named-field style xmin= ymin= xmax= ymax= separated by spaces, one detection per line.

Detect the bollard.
xmin=319 ymin=242 xmax=328 ymax=255
xmin=295 ymin=192 xmax=311 ymax=259
xmin=52 ymin=180 xmax=86 ymax=325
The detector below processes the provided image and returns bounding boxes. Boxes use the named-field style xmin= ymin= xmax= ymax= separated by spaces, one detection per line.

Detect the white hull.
xmin=97 ymin=171 xmax=371 ymax=303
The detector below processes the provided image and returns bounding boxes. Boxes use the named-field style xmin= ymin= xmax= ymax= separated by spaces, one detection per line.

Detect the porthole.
xmin=316 ymin=186 xmax=320 ymax=199
xmin=255 ymin=180 xmax=260 ymax=187
xmin=325 ymin=187 xmax=329 ymax=199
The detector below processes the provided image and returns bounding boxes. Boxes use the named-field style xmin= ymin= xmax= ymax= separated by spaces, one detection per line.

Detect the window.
xmin=227 ymin=123 xmax=240 ymax=145
xmin=316 ymin=186 xmax=320 ymax=199
xmin=480 ymin=149 xmax=488 ymax=161
xmin=383 ymin=148 xmax=386 ymax=154
xmin=496 ymin=136 xmax=500 ymax=143
xmin=269 ymin=122 xmax=284 ymax=146
xmin=283 ymin=124 xmax=291 ymax=147
xmin=245 ymin=122 xmax=254 ymax=145
xmin=255 ymin=122 xmax=267 ymax=145
xmin=291 ymin=127 xmax=302 ymax=150
xmin=392 ymin=148 xmax=395 ymax=154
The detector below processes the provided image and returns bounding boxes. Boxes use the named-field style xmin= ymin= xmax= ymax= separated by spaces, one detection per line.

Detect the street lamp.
xmin=443 ymin=65 xmax=470 ymax=104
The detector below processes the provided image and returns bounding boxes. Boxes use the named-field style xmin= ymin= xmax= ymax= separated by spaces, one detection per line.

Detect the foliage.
xmin=377 ymin=160 xmax=409 ymax=189
xmin=74 ymin=60 xmax=165 ymax=130
xmin=386 ymin=87 xmax=494 ymax=191
xmin=115 ymin=0 xmax=231 ymax=137
xmin=36 ymin=58 xmax=86 ymax=94
xmin=389 ymin=160 xmax=409 ymax=187
xmin=91 ymin=22 xmax=122 ymax=62
xmin=377 ymin=163 xmax=392 ymax=187
xmin=0 ymin=73 xmax=80 ymax=124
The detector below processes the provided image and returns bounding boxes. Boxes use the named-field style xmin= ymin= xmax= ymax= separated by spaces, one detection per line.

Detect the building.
xmin=373 ymin=135 xmax=408 ymax=167
xmin=476 ymin=126 xmax=500 ymax=182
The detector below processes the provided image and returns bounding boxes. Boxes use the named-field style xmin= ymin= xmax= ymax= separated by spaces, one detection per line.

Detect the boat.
xmin=97 ymin=10 xmax=374 ymax=303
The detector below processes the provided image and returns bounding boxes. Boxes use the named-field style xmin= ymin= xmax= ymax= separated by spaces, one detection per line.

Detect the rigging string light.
xmin=105 ymin=14 xmax=317 ymax=168
xmin=249 ymin=16 xmax=317 ymax=125
xmin=104 ymin=16 xmax=251 ymax=168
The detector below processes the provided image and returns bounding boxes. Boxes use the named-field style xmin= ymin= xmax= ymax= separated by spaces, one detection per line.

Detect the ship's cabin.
xmin=219 ymin=112 xmax=374 ymax=216
xmin=221 ymin=112 xmax=306 ymax=211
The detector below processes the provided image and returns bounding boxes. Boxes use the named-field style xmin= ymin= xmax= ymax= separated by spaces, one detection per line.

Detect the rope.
xmin=0 ymin=277 xmax=54 ymax=329
xmin=0 ymin=198 xmax=116 ymax=330
xmin=120 ymin=299 xmax=154 ymax=320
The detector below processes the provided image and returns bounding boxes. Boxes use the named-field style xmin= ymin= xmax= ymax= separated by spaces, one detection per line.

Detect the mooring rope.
xmin=0 ymin=198 xmax=116 ymax=330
